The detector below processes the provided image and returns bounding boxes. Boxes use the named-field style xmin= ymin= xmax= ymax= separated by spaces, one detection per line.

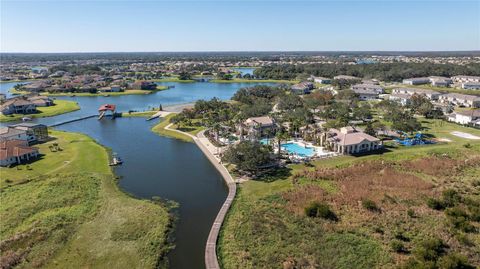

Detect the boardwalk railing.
xmin=49 ymin=115 xmax=96 ymax=127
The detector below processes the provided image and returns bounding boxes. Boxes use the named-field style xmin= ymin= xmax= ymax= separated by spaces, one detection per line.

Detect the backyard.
xmin=0 ymin=100 xmax=80 ymax=122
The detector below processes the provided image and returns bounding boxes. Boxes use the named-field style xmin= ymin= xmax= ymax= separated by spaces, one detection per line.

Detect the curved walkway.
xmin=165 ymin=124 xmax=236 ymax=269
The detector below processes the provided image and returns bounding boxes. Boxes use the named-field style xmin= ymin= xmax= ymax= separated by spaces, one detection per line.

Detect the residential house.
xmin=451 ymin=75 xmax=480 ymax=84
xmin=291 ymin=82 xmax=314 ymax=94
xmin=462 ymin=82 xmax=480 ymax=90
xmin=0 ymin=139 xmax=39 ymax=167
xmin=438 ymin=93 xmax=480 ymax=108
xmin=447 ymin=109 xmax=480 ymax=126
xmin=0 ymin=127 xmax=29 ymax=142
xmin=333 ymin=75 xmax=360 ymax=81
xmin=240 ymin=116 xmax=277 ymax=139
xmin=351 ymin=84 xmax=384 ymax=100
xmin=389 ymin=93 xmax=412 ymax=106
xmin=130 ymin=81 xmax=157 ymax=90
xmin=28 ymin=95 xmax=54 ymax=107
xmin=9 ymin=123 xmax=49 ymax=143
xmin=391 ymin=88 xmax=441 ymax=100
xmin=0 ymin=97 xmax=36 ymax=115
xmin=429 ymin=76 xmax=453 ymax=87
xmin=312 ymin=76 xmax=331 ymax=84
xmin=320 ymin=126 xmax=381 ymax=155
xmin=0 ymin=93 xmax=6 ymax=102
xmin=402 ymin=77 xmax=430 ymax=85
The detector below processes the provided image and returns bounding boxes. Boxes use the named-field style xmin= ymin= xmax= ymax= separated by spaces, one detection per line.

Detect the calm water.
xmin=57 ymin=117 xmax=228 ymax=269
xmin=1 ymin=81 xmax=275 ymax=126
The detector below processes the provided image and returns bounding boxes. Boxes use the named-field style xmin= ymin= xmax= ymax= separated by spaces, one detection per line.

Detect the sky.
xmin=1 ymin=0 xmax=479 ymax=52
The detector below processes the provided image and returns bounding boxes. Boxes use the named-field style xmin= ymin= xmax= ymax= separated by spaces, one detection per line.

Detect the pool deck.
xmin=164 ymin=124 xmax=236 ymax=269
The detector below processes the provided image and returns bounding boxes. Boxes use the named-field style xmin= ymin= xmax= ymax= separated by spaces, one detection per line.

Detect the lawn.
xmin=151 ymin=114 xmax=196 ymax=142
xmin=0 ymin=130 xmax=172 ymax=268
xmin=218 ymin=123 xmax=480 ymax=268
xmin=0 ymin=99 xmax=80 ymax=122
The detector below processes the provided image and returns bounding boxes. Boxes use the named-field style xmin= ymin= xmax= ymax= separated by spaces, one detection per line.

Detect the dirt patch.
xmin=451 ymin=131 xmax=480 ymax=140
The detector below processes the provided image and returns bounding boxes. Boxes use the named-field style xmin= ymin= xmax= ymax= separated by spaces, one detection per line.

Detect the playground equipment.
xmin=98 ymin=104 xmax=117 ymax=120
xmin=394 ymin=132 xmax=435 ymax=146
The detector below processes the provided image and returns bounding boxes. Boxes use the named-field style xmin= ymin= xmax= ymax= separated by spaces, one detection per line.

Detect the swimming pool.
xmin=281 ymin=142 xmax=315 ymax=157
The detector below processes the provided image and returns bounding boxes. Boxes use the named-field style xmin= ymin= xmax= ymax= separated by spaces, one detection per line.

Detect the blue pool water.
xmin=281 ymin=142 xmax=315 ymax=157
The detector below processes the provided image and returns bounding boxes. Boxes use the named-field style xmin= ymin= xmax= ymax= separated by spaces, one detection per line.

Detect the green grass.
xmin=0 ymin=130 xmax=172 ymax=268
xmin=9 ymin=87 xmax=168 ymax=97
xmin=0 ymin=100 xmax=80 ymax=122
xmin=121 ymin=111 xmax=158 ymax=118
xmin=151 ymin=114 xmax=194 ymax=142
xmin=218 ymin=120 xmax=480 ymax=269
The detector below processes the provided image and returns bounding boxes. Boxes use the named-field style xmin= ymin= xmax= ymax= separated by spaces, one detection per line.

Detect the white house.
xmin=312 ymin=76 xmax=331 ymax=84
xmin=403 ymin=77 xmax=430 ymax=85
xmin=351 ymin=84 xmax=384 ymax=100
xmin=389 ymin=93 xmax=412 ymax=106
xmin=391 ymin=88 xmax=441 ymax=100
xmin=451 ymin=75 xmax=480 ymax=83
xmin=447 ymin=109 xmax=480 ymax=126
xmin=462 ymin=82 xmax=480 ymax=90
xmin=0 ymin=139 xmax=39 ymax=167
xmin=438 ymin=93 xmax=480 ymax=108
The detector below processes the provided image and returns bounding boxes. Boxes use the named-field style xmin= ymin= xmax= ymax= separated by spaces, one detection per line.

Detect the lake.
xmin=57 ymin=117 xmax=228 ymax=269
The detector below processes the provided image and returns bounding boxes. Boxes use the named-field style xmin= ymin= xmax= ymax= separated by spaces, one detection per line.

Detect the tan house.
xmin=320 ymin=126 xmax=381 ymax=155
xmin=240 ymin=116 xmax=277 ymax=139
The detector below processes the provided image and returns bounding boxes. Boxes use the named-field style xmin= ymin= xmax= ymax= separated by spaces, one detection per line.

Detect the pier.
xmin=49 ymin=115 xmax=96 ymax=127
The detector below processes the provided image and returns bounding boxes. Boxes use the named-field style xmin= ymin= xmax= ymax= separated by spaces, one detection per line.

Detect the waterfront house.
xmin=403 ymin=77 xmax=430 ymax=85
xmin=438 ymin=93 xmax=480 ymax=108
xmin=291 ymin=82 xmax=314 ymax=94
xmin=447 ymin=109 xmax=480 ymax=126
xmin=10 ymin=123 xmax=49 ymax=144
xmin=0 ymin=127 xmax=29 ymax=142
xmin=0 ymin=97 xmax=36 ymax=115
xmin=320 ymin=126 xmax=381 ymax=155
xmin=0 ymin=139 xmax=39 ymax=167
xmin=351 ymin=84 xmax=384 ymax=100
xmin=240 ymin=116 xmax=277 ymax=140
xmin=28 ymin=95 xmax=54 ymax=107
xmin=391 ymin=88 xmax=441 ymax=100
xmin=130 ymin=81 xmax=157 ymax=90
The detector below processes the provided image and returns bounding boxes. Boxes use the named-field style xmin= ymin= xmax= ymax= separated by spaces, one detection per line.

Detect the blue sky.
xmin=1 ymin=0 xmax=479 ymax=52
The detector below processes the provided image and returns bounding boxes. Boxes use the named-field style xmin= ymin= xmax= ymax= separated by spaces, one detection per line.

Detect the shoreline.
xmin=162 ymin=125 xmax=237 ymax=269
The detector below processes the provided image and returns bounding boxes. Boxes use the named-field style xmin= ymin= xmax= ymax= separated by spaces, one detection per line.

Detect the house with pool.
xmin=239 ymin=116 xmax=277 ymax=140
xmin=320 ymin=126 xmax=382 ymax=155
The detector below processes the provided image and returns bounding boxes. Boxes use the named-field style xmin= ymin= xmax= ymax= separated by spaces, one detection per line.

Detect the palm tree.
xmin=275 ymin=130 xmax=288 ymax=158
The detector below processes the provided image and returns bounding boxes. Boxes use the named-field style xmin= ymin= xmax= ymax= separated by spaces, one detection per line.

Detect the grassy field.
xmin=218 ymin=122 xmax=480 ymax=269
xmin=0 ymin=100 xmax=80 ymax=122
xmin=0 ymin=130 xmax=172 ymax=268
xmin=10 ymin=87 xmax=168 ymax=97
xmin=121 ymin=110 xmax=158 ymax=118
xmin=151 ymin=114 xmax=197 ymax=142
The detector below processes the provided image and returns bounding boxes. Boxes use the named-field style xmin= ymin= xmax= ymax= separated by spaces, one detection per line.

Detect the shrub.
xmin=445 ymin=207 xmax=475 ymax=233
xmin=407 ymin=208 xmax=415 ymax=218
xmin=362 ymin=199 xmax=379 ymax=212
xmin=438 ymin=253 xmax=475 ymax=269
xmin=390 ymin=240 xmax=407 ymax=253
xmin=304 ymin=202 xmax=338 ymax=221
xmin=442 ymin=189 xmax=462 ymax=208
xmin=427 ymin=198 xmax=445 ymax=210
xmin=414 ymin=237 xmax=446 ymax=262
xmin=463 ymin=143 xmax=472 ymax=148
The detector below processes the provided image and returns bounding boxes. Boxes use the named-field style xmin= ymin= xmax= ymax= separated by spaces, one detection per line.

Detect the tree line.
xmin=254 ymin=63 xmax=480 ymax=82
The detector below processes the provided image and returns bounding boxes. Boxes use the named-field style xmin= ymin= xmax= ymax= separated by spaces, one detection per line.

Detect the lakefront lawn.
xmin=0 ymin=130 xmax=172 ymax=268
xmin=0 ymin=99 xmax=80 ymax=122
